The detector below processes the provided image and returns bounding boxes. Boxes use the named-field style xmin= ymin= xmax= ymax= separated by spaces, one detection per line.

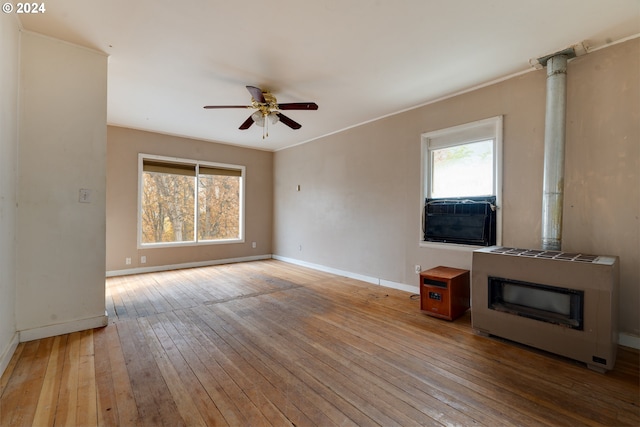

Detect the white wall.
xmin=0 ymin=14 xmax=20 ymax=375
xmin=15 ymin=32 xmax=108 ymax=340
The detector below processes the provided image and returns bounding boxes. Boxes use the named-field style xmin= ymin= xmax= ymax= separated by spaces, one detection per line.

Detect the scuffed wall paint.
xmin=16 ymin=32 xmax=108 ymax=336
xmin=274 ymin=39 xmax=640 ymax=337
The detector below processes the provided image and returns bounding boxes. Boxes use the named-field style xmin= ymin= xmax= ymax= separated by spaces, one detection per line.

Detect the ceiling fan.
xmin=204 ymin=85 xmax=318 ymax=138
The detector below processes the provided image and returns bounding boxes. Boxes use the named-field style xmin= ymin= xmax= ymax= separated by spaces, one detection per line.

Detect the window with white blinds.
xmin=138 ymin=154 xmax=245 ymax=247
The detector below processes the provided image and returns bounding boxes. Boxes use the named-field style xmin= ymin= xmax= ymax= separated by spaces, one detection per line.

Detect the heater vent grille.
xmin=489 ymin=247 xmax=598 ymax=263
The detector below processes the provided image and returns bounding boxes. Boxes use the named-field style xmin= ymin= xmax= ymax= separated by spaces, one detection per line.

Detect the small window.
xmin=421 ymin=116 xmax=502 ymax=246
xmin=430 ymin=139 xmax=494 ymax=198
xmin=138 ymin=154 xmax=244 ymax=247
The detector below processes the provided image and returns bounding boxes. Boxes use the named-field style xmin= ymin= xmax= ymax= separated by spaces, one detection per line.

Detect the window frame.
xmin=137 ymin=153 xmax=245 ymax=249
xmin=419 ymin=116 xmax=503 ymax=248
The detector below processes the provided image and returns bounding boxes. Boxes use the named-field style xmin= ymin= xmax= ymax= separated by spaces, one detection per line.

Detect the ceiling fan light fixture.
xmin=251 ymin=111 xmax=279 ymax=128
xmin=251 ymin=110 xmax=280 ymax=139
xmin=251 ymin=110 xmax=265 ymax=127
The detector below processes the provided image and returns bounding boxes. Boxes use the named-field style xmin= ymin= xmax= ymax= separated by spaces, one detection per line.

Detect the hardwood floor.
xmin=1 ymin=260 xmax=638 ymax=426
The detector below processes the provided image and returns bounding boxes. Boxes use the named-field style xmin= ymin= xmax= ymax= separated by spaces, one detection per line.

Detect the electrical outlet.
xmin=141 ymin=256 xmax=146 ymax=264
xmin=415 ymin=265 xmax=421 ymax=274
xmin=252 ymin=241 xmax=257 ymax=248
xmin=125 ymin=257 xmax=131 ymax=265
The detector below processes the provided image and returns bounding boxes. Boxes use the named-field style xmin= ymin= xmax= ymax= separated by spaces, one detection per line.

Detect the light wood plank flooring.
xmin=1 ymin=260 xmax=638 ymax=426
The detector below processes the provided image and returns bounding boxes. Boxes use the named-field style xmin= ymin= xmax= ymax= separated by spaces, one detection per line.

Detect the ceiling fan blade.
xmin=277 ymin=102 xmax=318 ymax=111
xmin=239 ymin=115 xmax=254 ymax=130
xmin=204 ymin=105 xmax=250 ymax=109
xmin=276 ymin=113 xmax=302 ymax=129
xmin=246 ymin=85 xmax=266 ymax=103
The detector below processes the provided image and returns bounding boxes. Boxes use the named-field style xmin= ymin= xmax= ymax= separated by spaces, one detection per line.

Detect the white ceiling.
xmin=18 ymin=0 xmax=640 ymax=151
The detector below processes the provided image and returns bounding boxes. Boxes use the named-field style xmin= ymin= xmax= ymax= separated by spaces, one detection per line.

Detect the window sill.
xmin=419 ymin=241 xmax=487 ymax=251
xmin=138 ymin=238 xmax=244 ymax=250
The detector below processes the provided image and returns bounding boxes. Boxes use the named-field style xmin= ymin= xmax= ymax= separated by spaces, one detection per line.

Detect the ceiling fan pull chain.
xmin=263 ymin=113 xmax=267 ymax=139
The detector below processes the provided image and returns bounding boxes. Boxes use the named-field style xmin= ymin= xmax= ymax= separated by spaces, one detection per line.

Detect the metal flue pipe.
xmin=540 ymin=52 xmax=571 ymax=251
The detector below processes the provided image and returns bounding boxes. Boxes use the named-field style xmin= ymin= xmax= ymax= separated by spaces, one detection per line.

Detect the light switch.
xmin=79 ymin=188 xmax=92 ymax=203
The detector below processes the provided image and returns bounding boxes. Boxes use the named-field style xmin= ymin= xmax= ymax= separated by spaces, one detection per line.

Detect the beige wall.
xmin=16 ymin=32 xmax=108 ymax=338
xmin=274 ymin=39 xmax=639 ymax=337
xmin=0 ymin=13 xmax=20 ymax=374
xmin=106 ymin=126 xmax=273 ymax=272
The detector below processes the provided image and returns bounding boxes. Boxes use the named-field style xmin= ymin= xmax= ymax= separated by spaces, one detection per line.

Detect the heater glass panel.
xmin=489 ymin=276 xmax=584 ymax=330
xmin=502 ymin=283 xmax=571 ymax=316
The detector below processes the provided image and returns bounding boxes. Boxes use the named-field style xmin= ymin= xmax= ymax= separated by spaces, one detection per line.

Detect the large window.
xmin=138 ymin=154 xmax=244 ymax=247
xmin=420 ymin=116 xmax=502 ymax=246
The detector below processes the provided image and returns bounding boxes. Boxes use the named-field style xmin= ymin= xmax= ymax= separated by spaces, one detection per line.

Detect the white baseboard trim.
xmin=0 ymin=332 xmax=20 ymax=378
xmin=106 ymin=254 xmax=273 ymax=277
xmin=380 ymin=279 xmax=420 ymax=294
xmin=273 ymin=255 xmax=419 ymax=294
xmin=619 ymin=332 xmax=640 ymax=350
xmin=19 ymin=313 xmax=109 ymax=343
